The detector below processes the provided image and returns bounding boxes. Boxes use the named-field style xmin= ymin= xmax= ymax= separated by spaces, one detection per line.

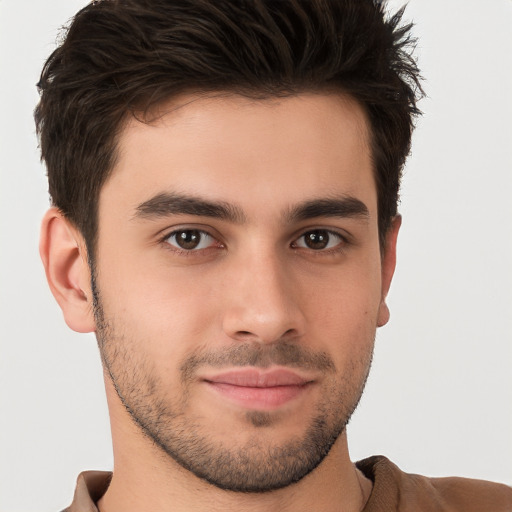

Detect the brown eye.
xmin=166 ymin=229 xmax=214 ymax=250
xmin=294 ymin=230 xmax=343 ymax=251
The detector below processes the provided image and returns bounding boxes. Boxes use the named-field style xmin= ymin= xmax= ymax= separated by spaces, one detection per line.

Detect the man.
xmin=33 ymin=0 xmax=511 ymax=511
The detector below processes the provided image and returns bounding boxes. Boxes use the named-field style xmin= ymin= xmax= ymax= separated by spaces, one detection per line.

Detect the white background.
xmin=0 ymin=1 xmax=511 ymax=510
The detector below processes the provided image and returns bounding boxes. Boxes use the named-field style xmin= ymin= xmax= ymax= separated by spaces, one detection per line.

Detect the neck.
xmin=99 ymin=378 xmax=372 ymax=512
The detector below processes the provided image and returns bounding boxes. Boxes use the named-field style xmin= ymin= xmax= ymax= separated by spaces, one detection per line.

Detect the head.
xmin=37 ymin=0 xmax=422 ymax=494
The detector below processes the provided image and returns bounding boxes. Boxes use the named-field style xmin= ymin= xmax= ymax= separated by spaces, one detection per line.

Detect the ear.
xmin=39 ymin=208 xmax=96 ymax=333
xmin=377 ymin=215 xmax=401 ymax=328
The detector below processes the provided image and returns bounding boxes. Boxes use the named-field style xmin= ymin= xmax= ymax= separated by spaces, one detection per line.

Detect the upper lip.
xmin=202 ymin=368 xmax=313 ymax=387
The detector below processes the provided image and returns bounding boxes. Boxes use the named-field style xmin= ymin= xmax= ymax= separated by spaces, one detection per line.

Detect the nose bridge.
xmin=222 ymin=246 xmax=305 ymax=344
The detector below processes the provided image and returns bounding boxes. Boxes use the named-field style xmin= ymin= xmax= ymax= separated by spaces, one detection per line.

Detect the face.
xmin=92 ymin=93 xmax=395 ymax=492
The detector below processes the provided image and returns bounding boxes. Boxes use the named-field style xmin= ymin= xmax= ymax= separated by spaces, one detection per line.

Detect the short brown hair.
xmin=35 ymin=0 xmax=423 ymax=259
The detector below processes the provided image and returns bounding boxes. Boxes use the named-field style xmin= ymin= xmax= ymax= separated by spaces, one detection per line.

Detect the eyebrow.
xmin=133 ymin=192 xmax=247 ymax=223
xmin=133 ymin=192 xmax=369 ymax=224
xmin=285 ymin=196 xmax=370 ymax=223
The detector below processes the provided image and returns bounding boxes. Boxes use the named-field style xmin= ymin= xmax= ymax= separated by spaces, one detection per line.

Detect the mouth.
xmin=202 ymin=368 xmax=314 ymax=410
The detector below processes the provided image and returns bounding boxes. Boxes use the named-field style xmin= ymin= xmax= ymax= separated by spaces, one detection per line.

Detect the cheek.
xmin=304 ymin=256 xmax=382 ymax=320
xmin=300 ymin=260 xmax=382 ymax=356
xmin=96 ymin=255 xmax=221 ymax=362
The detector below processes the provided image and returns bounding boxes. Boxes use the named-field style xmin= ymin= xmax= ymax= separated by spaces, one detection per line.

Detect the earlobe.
xmin=377 ymin=215 xmax=401 ymax=328
xmin=39 ymin=208 xmax=96 ymax=333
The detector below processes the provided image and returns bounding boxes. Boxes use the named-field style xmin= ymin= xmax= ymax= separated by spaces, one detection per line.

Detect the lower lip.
xmin=205 ymin=382 xmax=311 ymax=410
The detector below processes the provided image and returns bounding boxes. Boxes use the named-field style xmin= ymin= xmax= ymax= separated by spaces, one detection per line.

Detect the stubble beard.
xmin=93 ymin=287 xmax=374 ymax=493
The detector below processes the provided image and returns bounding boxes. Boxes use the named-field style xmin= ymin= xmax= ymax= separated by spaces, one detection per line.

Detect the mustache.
xmin=180 ymin=342 xmax=335 ymax=382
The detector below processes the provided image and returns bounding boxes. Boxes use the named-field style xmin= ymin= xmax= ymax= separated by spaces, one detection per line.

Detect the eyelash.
xmin=162 ymin=229 xmax=222 ymax=256
xmin=291 ymin=229 xmax=348 ymax=255
xmin=160 ymin=228 xmax=349 ymax=256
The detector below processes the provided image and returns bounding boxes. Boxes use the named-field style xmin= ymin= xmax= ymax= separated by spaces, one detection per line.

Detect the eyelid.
xmin=159 ymin=225 xmax=224 ymax=252
xmin=167 ymin=230 xmax=213 ymax=251
xmin=157 ymin=223 xmax=222 ymax=241
xmin=291 ymin=228 xmax=349 ymax=251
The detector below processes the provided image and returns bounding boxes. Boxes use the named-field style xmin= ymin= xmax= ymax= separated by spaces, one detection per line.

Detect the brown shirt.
xmin=63 ymin=456 xmax=512 ymax=511
xmin=357 ymin=456 xmax=512 ymax=511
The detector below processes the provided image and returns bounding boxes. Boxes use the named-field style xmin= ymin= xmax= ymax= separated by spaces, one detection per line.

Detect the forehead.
xmin=102 ymin=92 xmax=375 ymax=221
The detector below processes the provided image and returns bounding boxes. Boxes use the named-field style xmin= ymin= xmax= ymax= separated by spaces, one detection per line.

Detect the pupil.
xmin=177 ymin=230 xmax=201 ymax=250
xmin=305 ymin=230 xmax=329 ymax=250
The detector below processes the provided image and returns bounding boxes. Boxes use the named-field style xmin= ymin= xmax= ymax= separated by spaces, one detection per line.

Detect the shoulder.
xmin=429 ymin=473 xmax=512 ymax=511
xmin=357 ymin=455 xmax=512 ymax=512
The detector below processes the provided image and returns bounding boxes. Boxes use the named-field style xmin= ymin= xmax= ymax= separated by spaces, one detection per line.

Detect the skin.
xmin=40 ymin=92 xmax=400 ymax=512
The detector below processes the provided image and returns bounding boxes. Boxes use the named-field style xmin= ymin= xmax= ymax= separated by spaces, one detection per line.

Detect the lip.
xmin=202 ymin=368 xmax=314 ymax=410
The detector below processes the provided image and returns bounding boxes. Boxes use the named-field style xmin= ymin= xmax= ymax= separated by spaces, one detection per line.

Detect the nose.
xmin=221 ymin=251 xmax=306 ymax=344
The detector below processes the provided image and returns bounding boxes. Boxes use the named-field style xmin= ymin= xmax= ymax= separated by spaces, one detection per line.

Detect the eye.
xmin=293 ymin=229 xmax=345 ymax=251
xmin=165 ymin=229 xmax=216 ymax=251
